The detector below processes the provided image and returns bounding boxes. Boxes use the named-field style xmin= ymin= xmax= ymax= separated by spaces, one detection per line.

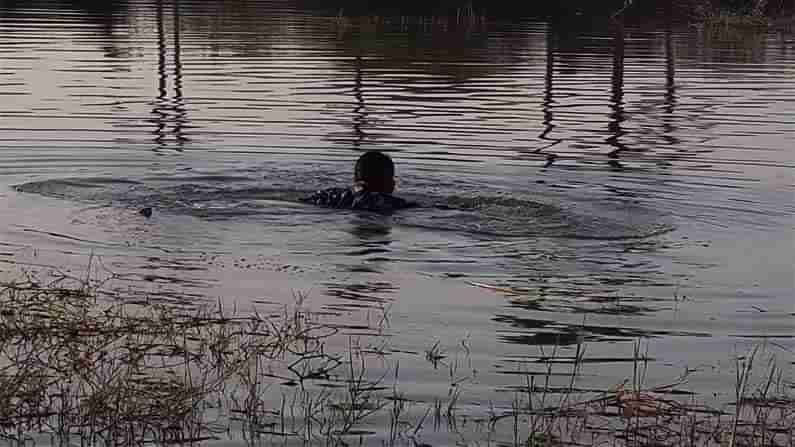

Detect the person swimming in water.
xmin=301 ymin=151 xmax=415 ymax=213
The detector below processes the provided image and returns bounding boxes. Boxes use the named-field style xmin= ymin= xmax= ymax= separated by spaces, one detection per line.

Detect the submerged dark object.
xmin=138 ymin=207 xmax=153 ymax=218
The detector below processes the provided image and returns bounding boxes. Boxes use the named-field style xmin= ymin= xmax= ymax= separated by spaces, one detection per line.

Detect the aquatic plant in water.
xmin=0 ymin=268 xmax=792 ymax=446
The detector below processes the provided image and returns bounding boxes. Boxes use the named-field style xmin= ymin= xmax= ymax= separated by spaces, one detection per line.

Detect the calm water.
xmin=1 ymin=0 xmax=793 ymax=444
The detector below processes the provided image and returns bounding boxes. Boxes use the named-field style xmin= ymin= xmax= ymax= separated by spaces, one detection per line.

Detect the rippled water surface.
xmin=1 ymin=0 xmax=793 ymax=444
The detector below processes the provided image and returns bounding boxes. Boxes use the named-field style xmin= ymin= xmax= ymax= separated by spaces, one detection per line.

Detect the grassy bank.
xmin=322 ymin=0 xmax=794 ymax=25
xmin=615 ymin=0 xmax=794 ymax=27
xmin=1 ymin=271 xmax=793 ymax=446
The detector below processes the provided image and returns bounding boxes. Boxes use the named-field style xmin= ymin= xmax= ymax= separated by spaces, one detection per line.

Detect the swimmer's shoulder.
xmin=351 ymin=191 xmax=417 ymax=212
xmin=385 ymin=194 xmax=418 ymax=210
xmin=301 ymin=187 xmax=417 ymax=213
xmin=300 ymin=187 xmax=354 ymax=208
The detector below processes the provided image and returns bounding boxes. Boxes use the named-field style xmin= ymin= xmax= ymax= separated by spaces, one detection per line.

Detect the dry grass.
xmin=703 ymin=11 xmax=770 ymax=27
xmin=0 ymin=270 xmax=352 ymax=446
xmin=487 ymin=338 xmax=794 ymax=447
xmin=0 ymin=270 xmax=792 ymax=447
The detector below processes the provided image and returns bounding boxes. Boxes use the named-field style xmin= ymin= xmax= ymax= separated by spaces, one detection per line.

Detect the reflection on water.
xmin=0 ymin=0 xmax=793 ymax=444
xmin=151 ymin=0 xmax=188 ymax=150
xmin=2 ymin=0 xmax=790 ymax=164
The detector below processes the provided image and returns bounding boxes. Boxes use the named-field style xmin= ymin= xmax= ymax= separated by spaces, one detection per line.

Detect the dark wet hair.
xmin=354 ymin=151 xmax=394 ymax=187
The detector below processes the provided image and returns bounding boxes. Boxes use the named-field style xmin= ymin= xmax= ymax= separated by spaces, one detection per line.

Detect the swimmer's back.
xmin=301 ymin=187 xmax=416 ymax=213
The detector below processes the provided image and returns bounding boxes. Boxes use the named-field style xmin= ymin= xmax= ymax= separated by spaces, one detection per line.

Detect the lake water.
xmin=0 ymin=0 xmax=793 ymax=444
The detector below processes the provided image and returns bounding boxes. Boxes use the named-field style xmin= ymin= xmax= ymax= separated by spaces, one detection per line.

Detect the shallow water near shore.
xmin=0 ymin=0 xmax=793 ymax=444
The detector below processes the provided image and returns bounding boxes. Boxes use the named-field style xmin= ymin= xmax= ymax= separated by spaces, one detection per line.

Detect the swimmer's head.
xmin=354 ymin=151 xmax=395 ymax=194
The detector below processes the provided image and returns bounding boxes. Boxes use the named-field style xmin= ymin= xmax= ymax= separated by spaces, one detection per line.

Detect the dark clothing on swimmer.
xmin=303 ymin=151 xmax=412 ymax=213
xmin=301 ymin=187 xmax=415 ymax=213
